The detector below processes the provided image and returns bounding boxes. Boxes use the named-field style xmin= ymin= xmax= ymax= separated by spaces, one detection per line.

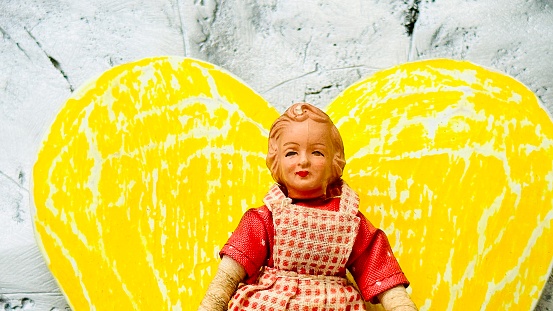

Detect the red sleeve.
xmin=347 ymin=212 xmax=410 ymax=303
xmin=220 ymin=207 xmax=274 ymax=283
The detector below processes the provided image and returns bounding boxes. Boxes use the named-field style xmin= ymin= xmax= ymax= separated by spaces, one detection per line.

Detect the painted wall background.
xmin=1 ymin=0 xmax=552 ymax=310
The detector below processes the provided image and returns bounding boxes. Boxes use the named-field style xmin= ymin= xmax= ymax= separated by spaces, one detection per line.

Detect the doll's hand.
xmin=198 ymin=256 xmax=246 ymax=311
xmin=377 ymin=286 xmax=418 ymax=311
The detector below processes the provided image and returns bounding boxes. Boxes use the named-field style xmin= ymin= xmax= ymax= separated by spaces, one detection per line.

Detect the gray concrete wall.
xmin=1 ymin=0 xmax=552 ymax=310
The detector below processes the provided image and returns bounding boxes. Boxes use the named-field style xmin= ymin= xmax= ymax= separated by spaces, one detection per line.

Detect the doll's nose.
xmin=298 ymin=153 xmax=309 ymax=166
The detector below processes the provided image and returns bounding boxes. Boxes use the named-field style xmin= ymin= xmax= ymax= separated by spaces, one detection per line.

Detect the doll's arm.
xmin=377 ymin=285 xmax=418 ymax=311
xmin=198 ymin=255 xmax=246 ymax=311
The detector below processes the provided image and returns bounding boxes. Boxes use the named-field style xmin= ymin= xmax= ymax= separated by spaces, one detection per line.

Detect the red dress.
xmin=222 ymin=183 xmax=409 ymax=309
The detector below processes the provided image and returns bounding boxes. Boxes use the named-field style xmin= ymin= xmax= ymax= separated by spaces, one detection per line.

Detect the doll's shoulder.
xmin=356 ymin=211 xmax=379 ymax=235
xmin=240 ymin=205 xmax=273 ymax=225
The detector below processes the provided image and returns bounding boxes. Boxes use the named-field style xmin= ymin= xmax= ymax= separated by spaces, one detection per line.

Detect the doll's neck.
xmin=290 ymin=196 xmax=340 ymax=206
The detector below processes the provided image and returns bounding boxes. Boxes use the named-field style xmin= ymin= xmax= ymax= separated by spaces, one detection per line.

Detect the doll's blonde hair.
xmin=266 ymin=103 xmax=346 ymax=196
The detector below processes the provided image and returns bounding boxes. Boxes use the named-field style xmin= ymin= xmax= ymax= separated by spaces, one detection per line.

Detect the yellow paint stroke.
xmin=327 ymin=59 xmax=553 ymax=311
xmin=33 ymin=57 xmax=279 ymax=310
xmin=33 ymin=57 xmax=553 ymax=310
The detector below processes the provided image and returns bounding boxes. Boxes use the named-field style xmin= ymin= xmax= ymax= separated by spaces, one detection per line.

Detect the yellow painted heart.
xmin=33 ymin=57 xmax=553 ymax=310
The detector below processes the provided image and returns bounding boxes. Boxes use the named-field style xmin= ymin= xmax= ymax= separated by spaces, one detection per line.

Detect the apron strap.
xmin=263 ymin=183 xmax=289 ymax=212
xmin=339 ymin=182 xmax=360 ymax=216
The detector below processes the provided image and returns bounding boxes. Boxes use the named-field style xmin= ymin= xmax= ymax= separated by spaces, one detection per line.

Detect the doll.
xmin=199 ymin=103 xmax=418 ymax=311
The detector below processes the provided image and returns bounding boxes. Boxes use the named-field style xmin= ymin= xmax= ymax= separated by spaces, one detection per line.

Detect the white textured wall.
xmin=1 ymin=0 xmax=552 ymax=310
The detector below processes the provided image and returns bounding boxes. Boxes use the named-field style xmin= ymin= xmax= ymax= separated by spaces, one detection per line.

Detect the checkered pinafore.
xmin=228 ymin=183 xmax=366 ymax=311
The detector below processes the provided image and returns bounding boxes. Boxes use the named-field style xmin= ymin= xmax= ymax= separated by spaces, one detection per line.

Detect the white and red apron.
xmin=228 ymin=183 xmax=366 ymax=311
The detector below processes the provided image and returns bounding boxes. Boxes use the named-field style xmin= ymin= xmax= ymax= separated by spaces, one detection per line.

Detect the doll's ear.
xmin=32 ymin=56 xmax=278 ymax=309
xmin=328 ymin=59 xmax=553 ymax=310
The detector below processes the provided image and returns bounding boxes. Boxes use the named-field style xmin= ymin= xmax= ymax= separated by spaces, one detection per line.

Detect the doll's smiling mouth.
xmin=296 ymin=171 xmax=309 ymax=177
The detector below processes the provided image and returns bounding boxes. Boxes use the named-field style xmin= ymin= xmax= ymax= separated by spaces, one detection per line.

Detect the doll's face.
xmin=277 ymin=119 xmax=334 ymax=199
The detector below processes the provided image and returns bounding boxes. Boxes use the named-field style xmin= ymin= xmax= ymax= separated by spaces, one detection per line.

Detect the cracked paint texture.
xmin=32 ymin=57 xmax=553 ymax=310
xmin=2 ymin=0 xmax=553 ymax=310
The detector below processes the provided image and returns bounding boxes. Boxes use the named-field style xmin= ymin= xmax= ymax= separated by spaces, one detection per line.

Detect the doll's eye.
xmin=285 ymin=151 xmax=297 ymax=157
xmin=312 ymin=151 xmax=324 ymax=156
